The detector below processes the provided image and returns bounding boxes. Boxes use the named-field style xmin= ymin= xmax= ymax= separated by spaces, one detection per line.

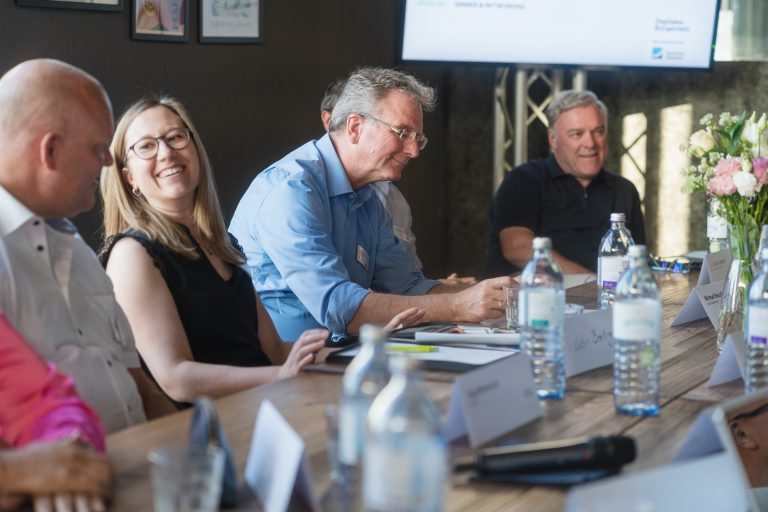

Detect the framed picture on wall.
xmin=131 ymin=0 xmax=188 ymax=42
xmin=199 ymin=0 xmax=262 ymax=44
xmin=16 ymin=0 xmax=123 ymax=11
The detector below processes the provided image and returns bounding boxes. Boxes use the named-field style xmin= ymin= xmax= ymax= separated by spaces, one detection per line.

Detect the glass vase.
xmin=715 ymin=222 xmax=760 ymax=353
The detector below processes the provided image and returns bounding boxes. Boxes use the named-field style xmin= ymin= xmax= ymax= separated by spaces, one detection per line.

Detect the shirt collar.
xmin=545 ymin=153 xmax=612 ymax=186
xmin=46 ymin=218 xmax=78 ymax=234
xmin=317 ymin=134 xmax=354 ymax=198
xmin=317 ymin=134 xmax=375 ymax=206
xmin=0 ymin=185 xmax=37 ymax=236
xmin=0 ymin=185 xmax=77 ymax=236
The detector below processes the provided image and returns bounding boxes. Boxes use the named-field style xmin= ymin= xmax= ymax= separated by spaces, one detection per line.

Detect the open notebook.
xmin=325 ymin=341 xmax=518 ymax=372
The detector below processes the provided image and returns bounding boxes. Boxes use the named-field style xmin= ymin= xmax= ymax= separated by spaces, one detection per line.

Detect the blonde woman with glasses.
xmin=99 ymin=96 xmax=331 ymax=408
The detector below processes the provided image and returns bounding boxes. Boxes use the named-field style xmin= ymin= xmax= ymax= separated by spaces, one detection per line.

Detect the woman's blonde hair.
xmin=100 ymin=96 xmax=243 ymax=264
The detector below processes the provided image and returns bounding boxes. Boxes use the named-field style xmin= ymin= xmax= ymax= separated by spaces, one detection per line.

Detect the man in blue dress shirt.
xmin=230 ymin=67 xmax=512 ymax=340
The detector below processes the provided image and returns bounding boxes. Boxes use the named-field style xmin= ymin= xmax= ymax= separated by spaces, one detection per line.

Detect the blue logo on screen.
xmin=652 ymin=47 xmax=663 ymax=59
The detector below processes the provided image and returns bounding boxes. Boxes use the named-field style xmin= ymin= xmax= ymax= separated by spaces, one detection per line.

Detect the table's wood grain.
xmin=107 ymin=271 xmax=731 ymax=511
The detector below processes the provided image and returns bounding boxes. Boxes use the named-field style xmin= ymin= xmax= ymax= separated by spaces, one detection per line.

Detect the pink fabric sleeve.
xmin=0 ymin=313 xmax=105 ymax=453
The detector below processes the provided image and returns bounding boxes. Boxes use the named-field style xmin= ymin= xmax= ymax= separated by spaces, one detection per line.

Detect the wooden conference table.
xmin=106 ymin=271 xmax=742 ymax=511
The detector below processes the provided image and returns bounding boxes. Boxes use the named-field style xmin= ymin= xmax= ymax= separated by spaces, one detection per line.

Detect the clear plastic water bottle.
xmin=338 ymin=324 xmax=390 ymax=497
xmin=598 ymin=213 xmax=635 ymax=309
xmin=612 ymin=245 xmax=661 ymax=416
xmin=519 ymin=237 xmax=566 ymax=399
xmin=364 ymin=357 xmax=446 ymax=512
xmin=707 ymin=198 xmax=729 ymax=254
xmin=746 ymin=248 xmax=768 ymax=395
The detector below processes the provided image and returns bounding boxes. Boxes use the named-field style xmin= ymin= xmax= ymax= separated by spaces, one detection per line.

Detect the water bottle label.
xmin=707 ymin=215 xmax=728 ymax=238
xmin=748 ymin=306 xmax=768 ymax=344
xmin=613 ymin=299 xmax=661 ymax=341
xmin=599 ymin=256 xmax=628 ymax=288
xmin=364 ymin=439 xmax=445 ymax=511
xmin=521 ymin=289 xmax=563 ymax=328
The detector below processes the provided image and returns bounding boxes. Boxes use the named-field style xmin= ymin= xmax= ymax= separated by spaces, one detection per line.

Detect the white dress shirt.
xmin=371 ymin=181 xmax=423 ymax=269
xmin=0 ymin=185 xmax=146 ymax=433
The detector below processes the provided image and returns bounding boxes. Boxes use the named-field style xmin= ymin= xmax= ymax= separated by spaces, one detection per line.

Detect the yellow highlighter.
xmin=388 ymin=345 xmax=438 ymax=353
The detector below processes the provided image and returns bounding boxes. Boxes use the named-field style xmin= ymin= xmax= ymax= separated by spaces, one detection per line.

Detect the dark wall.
xmin=0 ymin=1 xmax=460 ymax=277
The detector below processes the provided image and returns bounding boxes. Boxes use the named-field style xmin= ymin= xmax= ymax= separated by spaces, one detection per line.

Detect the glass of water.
xmin=504 ymin=285 xmax=519 ymax=331
xmin=149 ymin=446 xmax=225 ymax=512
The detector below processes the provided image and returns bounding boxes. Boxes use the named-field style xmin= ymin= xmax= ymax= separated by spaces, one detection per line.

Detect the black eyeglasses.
xmin=126 ymin=128 xmax=192 ymax=160
xmin=730 ymin=401 xmax=768 ymax=422
xmin=360 ymin=113 xmax=428 ymax=150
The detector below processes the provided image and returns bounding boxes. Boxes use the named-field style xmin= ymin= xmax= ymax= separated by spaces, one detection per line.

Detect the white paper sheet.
xmin=414 ymin=331 xmax=520 ymax=346
xmin=566 ymin=452 xmax=747 ymax=512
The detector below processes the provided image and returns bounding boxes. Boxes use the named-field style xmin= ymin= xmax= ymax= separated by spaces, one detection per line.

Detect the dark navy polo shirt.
xmin=482 ymin=154 xmax=646 ymax=277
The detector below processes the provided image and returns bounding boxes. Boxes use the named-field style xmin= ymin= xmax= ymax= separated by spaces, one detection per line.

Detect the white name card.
xmin=694 ymin=280 xmax=727 ymax=327
xmin=671 ymin=280 xmax=725 ymax=327
xmin=699 ymin=249 xmax=732 ymax=286
xmin=564 ymin=308 xmax=613 ymax=377
xmin=708 ymin=331 xmax=746 ymax=387
xmin=673 ymin=407 xmax=722 ymax=463
xmin=443 ymin=353 xmax=541 ymax=448
xmin=244 ymin=400 xmax=317 ymax=512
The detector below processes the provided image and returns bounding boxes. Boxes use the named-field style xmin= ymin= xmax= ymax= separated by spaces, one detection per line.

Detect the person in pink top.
xmin=0 ymin=313 xmax=111 ymax=511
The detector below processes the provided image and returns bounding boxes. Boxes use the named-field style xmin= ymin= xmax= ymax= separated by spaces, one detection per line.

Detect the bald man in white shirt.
xmin=0 ymin=59 xmax=173 ymax=433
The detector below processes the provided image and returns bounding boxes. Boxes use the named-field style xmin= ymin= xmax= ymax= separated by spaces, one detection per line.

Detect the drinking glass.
xmin=504 ymin=286 xmax=519 ymax=331
xmin=149 ymin=446 xmax=225 ymax=512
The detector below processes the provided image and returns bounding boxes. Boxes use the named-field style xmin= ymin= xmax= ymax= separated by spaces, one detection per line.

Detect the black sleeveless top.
xmin=101 ymin=230 xmax=272 ymax=408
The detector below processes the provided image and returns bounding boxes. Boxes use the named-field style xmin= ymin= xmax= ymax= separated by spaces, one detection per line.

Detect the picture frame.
xmin=199 ymin=0 xmax=262 ymax=44
xmin=16 ymin=0 xmax=123 ymax=11
xmin=131 ymin=0 xmax=188 ymax=42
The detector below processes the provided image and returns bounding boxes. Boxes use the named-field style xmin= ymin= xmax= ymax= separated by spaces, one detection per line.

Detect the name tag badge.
xmin=356 ymin=245 xmax=369 ymax=271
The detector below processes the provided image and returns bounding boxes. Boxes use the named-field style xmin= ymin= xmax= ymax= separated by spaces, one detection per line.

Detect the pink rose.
xmin=714 ymin=157 xmax=741 ymax=176
xmin=708 ymin=174 xmax=738 ymax=195
xmin=707 ymin=157 xmax=740 ymax=196
xmin=753 ymin=157 xmax=768 ymax=184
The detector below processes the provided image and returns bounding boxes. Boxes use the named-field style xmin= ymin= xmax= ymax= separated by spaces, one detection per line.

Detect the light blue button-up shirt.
xmin=229 ymin=134 xmax=439 ymax=340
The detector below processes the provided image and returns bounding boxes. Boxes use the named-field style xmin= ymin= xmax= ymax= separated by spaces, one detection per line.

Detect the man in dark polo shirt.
xmin=482 ymin=89 xmax=645 ymax=278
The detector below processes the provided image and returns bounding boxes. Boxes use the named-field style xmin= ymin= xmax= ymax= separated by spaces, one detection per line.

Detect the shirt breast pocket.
xmin=81 ymin=294 xmax=135 ymax=355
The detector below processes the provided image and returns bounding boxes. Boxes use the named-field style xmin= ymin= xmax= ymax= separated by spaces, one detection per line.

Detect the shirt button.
xmin=36 ymin=245 xmax=44 ymax=252
xmin=33 ymin=220 xmax=40 ymax=226
xmin=107 ymin=360 xmax=112 ymax=367
xmin=78 ymin=329 xmax=84 ymax=336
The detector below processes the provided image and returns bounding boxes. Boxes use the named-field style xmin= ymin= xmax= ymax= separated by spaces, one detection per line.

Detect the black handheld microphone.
xmin=454 ymin=435 xmax=637 ymax=475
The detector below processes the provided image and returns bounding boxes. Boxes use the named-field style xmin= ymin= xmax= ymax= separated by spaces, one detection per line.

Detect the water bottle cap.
xmin=610 ymin=213 xmax=626 ymax=222
xmin=360 ymin=324 xmax=387 ymax=344
xmin=628 ymin=244 xmax=647 ymax=258
xmin=532 ymin=237 xmax=552 ymax=250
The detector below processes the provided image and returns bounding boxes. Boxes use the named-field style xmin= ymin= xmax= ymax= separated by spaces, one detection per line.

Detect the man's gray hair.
xmin=328 ymin=67 xmax=436 ymax=132
xmin=545 ymin=90 xmax=607 ymax=132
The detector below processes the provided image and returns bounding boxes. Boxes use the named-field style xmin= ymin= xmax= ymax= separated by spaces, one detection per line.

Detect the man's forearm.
xmin=551 ymin=250 xmax=594 ymax=274
xmin=346 ymin=292 xmax=457 ymax=335
xmin=345 ymin=276 xmax=513 ymax=335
